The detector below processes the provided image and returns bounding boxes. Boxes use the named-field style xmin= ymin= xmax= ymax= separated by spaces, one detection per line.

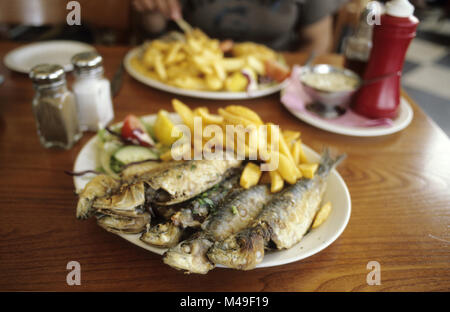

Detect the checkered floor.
xmin=402 ymin=16 xmax=450 ymax=137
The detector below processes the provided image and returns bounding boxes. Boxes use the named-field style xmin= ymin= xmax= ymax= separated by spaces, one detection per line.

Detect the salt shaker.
xmin=71 ymin=51 xmax=114 ymax=132
xmin=30 ymin=64 xmax=82 ymax=149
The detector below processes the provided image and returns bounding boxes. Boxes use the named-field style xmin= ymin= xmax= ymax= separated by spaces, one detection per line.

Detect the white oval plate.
xmin=282 ymin=96 xmax=413 ymax=137
xmin=124 ymin=47 xmax=288 ymax=100
xmin=73 ymin=114 xmax=351 ymax=269
xmin=4 ymin=40 xmax=95 ymax=73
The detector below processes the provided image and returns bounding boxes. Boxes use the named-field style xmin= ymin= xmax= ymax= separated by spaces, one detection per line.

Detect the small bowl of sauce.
xmin=299 ymin=64 xmax=361 ymax=118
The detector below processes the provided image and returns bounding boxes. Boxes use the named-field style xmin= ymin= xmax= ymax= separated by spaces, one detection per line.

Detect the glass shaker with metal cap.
xmin=30 ymin=64 xmax=81 ymax=149
xmin=71 ymin=51 xmax=114 ymax=132
xmin=343 ymin=3 xmax=377 ymax=77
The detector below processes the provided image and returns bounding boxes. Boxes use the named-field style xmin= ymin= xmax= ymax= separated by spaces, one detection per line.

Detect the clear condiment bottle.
xmin=30 ymin=64 xmax=82 ymax=149
xmin=71 ymin=51 xmax=114 ymax=132
xmin=343 ymin=4 xmax=376 ymax=77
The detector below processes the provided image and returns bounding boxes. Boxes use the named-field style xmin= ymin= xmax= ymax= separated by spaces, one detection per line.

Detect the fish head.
xmin=93 ymin=182 xmax=146 ymax=217
xmin=207 ymin=226 xmax=267 ymax=270
xmin=76 ymin=175 xmax=121 ymax=219
xmin=97 ymin=212 xmax=150 ymax=234
xmin=140 ymin=221 xmax=183 ymax=248
xmin=163 ymin=236 xmax=214 ymax=274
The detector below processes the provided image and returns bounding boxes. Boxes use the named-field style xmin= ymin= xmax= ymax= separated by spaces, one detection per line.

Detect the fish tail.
xmin=317 ymin=148 xmax=346 ymax=177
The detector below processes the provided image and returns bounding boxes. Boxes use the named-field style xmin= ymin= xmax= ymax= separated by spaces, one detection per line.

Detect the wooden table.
xmin=0 ymin=42 xmax=449 ymax=292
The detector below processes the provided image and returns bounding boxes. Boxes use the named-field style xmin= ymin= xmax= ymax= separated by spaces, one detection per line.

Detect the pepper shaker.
xmin=30 ymin=64 xmax=82 ymax=149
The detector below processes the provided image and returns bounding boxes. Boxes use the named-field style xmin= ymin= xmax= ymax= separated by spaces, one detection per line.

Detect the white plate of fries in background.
xmin=73 ymin=101 xmax=351 ymax=270
xmin=124 ymin=29 xmax=290 ymax=100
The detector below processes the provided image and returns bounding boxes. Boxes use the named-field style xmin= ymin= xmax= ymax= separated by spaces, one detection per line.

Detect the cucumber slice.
xmin=113 ymin=145 xmax=159 ymax=165
xmin=98 ymin=141 xmax=122 ymax=178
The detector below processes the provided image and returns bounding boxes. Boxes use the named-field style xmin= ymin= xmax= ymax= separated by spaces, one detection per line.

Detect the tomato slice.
xmin=264 ymin=59 xmax=291 ymax=83
xmin=219 ymin=40 xmax=234 ymax=53
xmin=121 ymin=114 xmax=155 ymax=147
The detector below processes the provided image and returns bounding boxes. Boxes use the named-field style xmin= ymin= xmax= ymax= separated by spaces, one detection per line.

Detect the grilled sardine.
xmin=145 ymin=159 xmax=242 ymax=205
xmin=208 ymin=150 xmax=345 ymax=270
xmin=141 ymin=173 xmax=242 ymax=248
xmin=163 ymin=184 xmax=272 ymax=274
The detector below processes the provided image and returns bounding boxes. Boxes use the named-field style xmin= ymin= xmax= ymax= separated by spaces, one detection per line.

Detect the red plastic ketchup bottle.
xmin=353 ymin=0 xmax=419 ymax=119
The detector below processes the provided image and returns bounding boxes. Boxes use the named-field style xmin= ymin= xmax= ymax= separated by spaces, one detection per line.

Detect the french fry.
xmin=240 ymin=162 xmax=262 ymax=189
xmin=172 ymin=99 xmax=194 ymax=132
xmin=192 ymin=56 xmax=214 ymax=75
xmin=165 ymin=42 xmax=182 ymax=65
xmin=266 ymin=123 xmax=277 ymax=148
xmin=218 ymin=108 xmax=255 ymax=127
xmin=171 ymin=52 xmax=186 ymax=64
xmin=232 ymin=42 xmax=278 ymax=61
xmin=246 ymin=55 xmax=265 ymax=75
xmin=269 ymin=170 xmax=284 ymax=193
xmin=171 ymin=76 xmax=205 ymax=90
xmin=267 ymin=123 xmax=297 ymax=174
xmin=222 ymin=57 xmax=246 ymax=72
xmin=154 ymin=54 xmax=167 ymax=81
xmin=291 ymin=140 xmax=302 ymax=165
xmin=166 ymin=65 xmax=193 ymax=80
xmin=298 ymin=139 xmax=308 ymax=163
xmin=222 ymin=124 xmax=253 ymax=158
xmin=224 ymin=106 xmax=263 ymax=125
xmin=142 ymin=48 xmax=159 ymax=68
xmin=187 ymin=37 xmax=202 ymax=53
xmin=312 ymin=202 xmax=332 ymax=229
xmin=197 ymin=108 xmax=224 ymax=125
xmin=299 ymin=163 xmax=318 ymax=179
xmin=283 ymin=130 xmax=301 ymax=146
xmin=206 ymin=74 xmax=224 ymax=91
xmin=213 ymin=62 xmax=226 ymax=81
xmin=279 ymin=132 xmax=296 ymax=167
xmin=270 ymin=151 xmax=299 ymax=184
xmin=151 ymin=40 xmax=170 ymax=51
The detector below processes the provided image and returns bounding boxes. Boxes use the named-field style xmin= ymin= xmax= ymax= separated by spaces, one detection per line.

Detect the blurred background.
xmin=0 ymin=0 xmax=448 ymax=135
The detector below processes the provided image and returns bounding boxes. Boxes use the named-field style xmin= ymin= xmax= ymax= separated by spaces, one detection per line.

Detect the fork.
xmin=175 ymin=18 xmax=193 ymax=33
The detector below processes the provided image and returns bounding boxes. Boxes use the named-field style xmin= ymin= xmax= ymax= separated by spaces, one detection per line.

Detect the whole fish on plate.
xmin=75 ymin=160 xmax=168 ymax=220
xmin=208 ymin=150 xmax=345 ymax=271
xmin=145 ymin=159 xmax=242 ymax=205
xmin=76 ymin=158 xmax=241 ymax=221
xmin=163 ymin=184 xmax=272 ymax=274
xmin=140 ymin=172 xmax=242 ymax=248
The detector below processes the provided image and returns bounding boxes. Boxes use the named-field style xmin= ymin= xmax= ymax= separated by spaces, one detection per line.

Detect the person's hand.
xmin=133 ymin=0 xmax=182 ymax=20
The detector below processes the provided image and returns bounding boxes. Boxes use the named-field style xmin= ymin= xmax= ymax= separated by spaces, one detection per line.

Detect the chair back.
xmin=0 ymin=0 xmax=131 ymax=30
